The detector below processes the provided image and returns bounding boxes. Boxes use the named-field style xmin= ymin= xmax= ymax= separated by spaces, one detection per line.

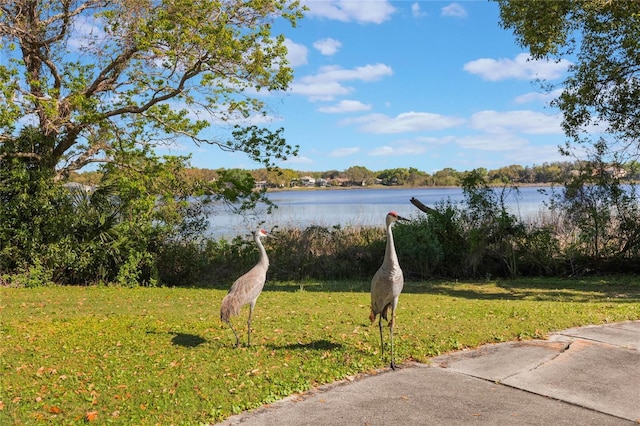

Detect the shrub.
xmin=268 ymin=225 xmax=384 ymax=281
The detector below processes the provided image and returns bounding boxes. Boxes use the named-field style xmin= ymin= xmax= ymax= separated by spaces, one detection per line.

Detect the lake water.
xmin=206 ymin=186 xmax=553 ymax=240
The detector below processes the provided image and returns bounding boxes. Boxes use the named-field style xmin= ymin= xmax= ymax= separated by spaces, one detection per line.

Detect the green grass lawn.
xmin=1 ymin=277 xmax=639 ymax=424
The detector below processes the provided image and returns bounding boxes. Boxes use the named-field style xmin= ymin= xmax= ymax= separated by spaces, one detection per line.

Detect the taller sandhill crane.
xmin=220 ymin=229 xmax=270 ymax=347
xmin=369 ymin=211 xmax=409 ymax=369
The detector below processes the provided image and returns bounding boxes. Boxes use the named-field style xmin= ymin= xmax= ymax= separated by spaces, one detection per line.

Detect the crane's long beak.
xmin=397 ymin=215 xmax=410 ymax=222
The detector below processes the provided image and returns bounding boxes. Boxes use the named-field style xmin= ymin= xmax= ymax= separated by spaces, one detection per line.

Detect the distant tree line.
xmin=69 ymin=160 xmax=640 ymax=190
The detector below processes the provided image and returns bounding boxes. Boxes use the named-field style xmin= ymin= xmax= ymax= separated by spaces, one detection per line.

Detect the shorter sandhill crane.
xmin=370 ymin=211 xmax=409 ymax=370
xmin=220 ymin=229 xmax=270 ymax=347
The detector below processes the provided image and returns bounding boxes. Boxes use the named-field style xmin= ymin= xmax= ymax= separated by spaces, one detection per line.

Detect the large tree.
xmin=0 ymin=0 xmax=304 ymax=283
xmin=0 ymin=0 xmax=303 ymax=180
xmin=495 ymin=1 xmax=640 ymax=265
xmin=494 ymin=0 xmax=640 ymax=160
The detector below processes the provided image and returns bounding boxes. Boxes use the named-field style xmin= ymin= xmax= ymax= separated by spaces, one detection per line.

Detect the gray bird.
xmin=369 ymin=211 xmax=409 ymax=369
xmin=220 ymin=229 xmax=270 ymax=347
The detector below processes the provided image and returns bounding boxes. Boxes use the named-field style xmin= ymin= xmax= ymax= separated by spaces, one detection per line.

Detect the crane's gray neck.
xmin=254 ymin=235 xmax=269 ymax=267
xmin=383 ymin=223 xmax=398 ymax=266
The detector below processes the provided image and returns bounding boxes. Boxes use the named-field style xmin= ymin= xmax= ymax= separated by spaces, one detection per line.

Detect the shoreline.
xmin=262 ymin=182 xmax=555 ymax=193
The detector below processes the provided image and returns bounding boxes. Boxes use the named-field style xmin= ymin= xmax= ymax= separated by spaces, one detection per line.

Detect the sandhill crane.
xmin=369 ymin=211 xmax=409 ymax=370
xmin=220 ymin=229 xmax=270 ymax=347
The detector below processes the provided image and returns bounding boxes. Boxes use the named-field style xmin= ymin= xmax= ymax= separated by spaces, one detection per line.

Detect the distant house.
xmin=604 ymin=166 xmax=627 ymax=179
xmin=254 ymin=180 xmax=268 ymax=189
xmin=316 ymin=178 xmax=328 ymax=187
xmin=328 ymin=177 xmax=349 ymax=187
xmin=300 ymin=176 xmax=316 ymax=187
xmin=591 ymin=165 xmax=628 ymax=179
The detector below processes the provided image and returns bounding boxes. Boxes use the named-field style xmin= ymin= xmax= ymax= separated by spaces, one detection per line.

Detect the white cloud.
xmin=342 ymin=111 xmax=465 ymax=134
xmin=301 ymin=64 xmax=393 ymax=84
xmin=411 ymin=2 xmax=426 ymax=18
xmin=330 ymin=147 xmax=360 ymax=157
xmin=281 ymin=155 xmax=313 ymax=165
xmin=470 ymin=110 xmax=563 ymax=135
xmin=464 ymin=53 xmax=571 ymax=81
xmin=284 ymin=39 xmax=309 ymax=67
xmin=455 ymin=133 xmax=528 ymax=151
xmin=369 ymin=140 xmax=431 ymax=156
xmin=514 ymin=88 xmax=564 ymax=104
xmin=441 ymin=3 xmax=467 ymax=18
xmin=503 ymin=144 xmax=566 ymax=164
xmin=414 ymin=135 xmax=456 ymax=145
xmin=288 ymin=81 xmax=353 ymax=101
xmin=291 ymin=64 xmax=392 ymax=101
xmin=313 ymin=38 xmax=342 ymax=56
xmin=303 ymin=0 xmax=395 ymax=24
xmin=69 ymin=15 xmax=107 ymax=51
xmin=165 ymin=99 xmax=283 ymax=126
xmin=369 ymin=146 xmax=394 ymax=156
xmin=318 ymin=100 xmax=372 ymax=113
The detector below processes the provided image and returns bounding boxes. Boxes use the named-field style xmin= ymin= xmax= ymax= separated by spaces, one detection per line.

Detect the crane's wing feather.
xmin=370 ymin=265 xmax=403 ymax=316
xmin=220 ymin=264 xmax=267 ymax=321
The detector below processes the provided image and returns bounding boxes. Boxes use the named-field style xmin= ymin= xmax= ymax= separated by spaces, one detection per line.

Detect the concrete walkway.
xmin=219 ymin=321 xmax=640 ymax=425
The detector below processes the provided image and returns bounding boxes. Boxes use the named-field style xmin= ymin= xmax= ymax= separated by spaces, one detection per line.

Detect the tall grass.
xmin=1 ymin=278 xmax=638 ymax=424
xmin=155 ymin=217 xmax=640 ymax=288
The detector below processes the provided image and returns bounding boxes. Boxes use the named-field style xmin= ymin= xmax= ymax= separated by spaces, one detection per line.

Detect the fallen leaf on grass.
xmin=85 ymin=411 xmax=98 ymax=421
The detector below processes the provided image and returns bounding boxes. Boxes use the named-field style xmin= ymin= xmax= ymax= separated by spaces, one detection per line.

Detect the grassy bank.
xmin=1 ymin=277 xmax=639 ymax=424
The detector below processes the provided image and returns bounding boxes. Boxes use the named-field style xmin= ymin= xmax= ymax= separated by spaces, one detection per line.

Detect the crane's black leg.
xmin=378 ymin=315 xmax=384 ymax=355
xmin=226 ymin=320 xmax=240 ymax=348
xmin=247 ymin=304 xmax=254 ymax=347
xmin=389 ymin=321 xmax=396 ymax=370
xmin=389 ymin=309 xmax=396 ymax=370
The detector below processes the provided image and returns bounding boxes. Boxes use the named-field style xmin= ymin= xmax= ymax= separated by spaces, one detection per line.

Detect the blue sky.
xmin=12 ymin=0 xmax=575 ymax=175
xmin=177 ymin=0 xmax=572 ymax=173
